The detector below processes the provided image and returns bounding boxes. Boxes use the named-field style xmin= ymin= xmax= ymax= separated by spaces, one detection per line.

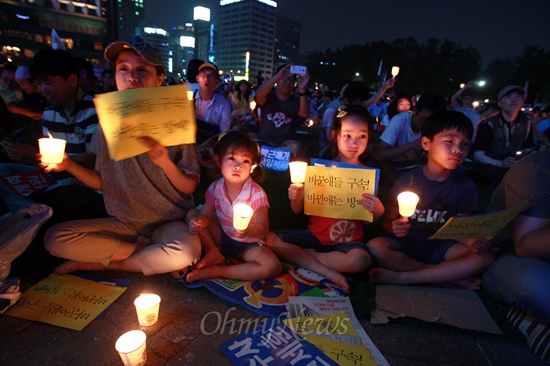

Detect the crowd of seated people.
xmin=1 ymin=36 xmax=549 ymax=347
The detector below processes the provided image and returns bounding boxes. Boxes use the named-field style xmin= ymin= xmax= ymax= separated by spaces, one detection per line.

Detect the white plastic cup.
xmin=233 ymin=203 xmax=253 ymax=230
xmin=115 ymin=330 xmax=147 ymax=366
xmin=397 ymin=191 xmax=419 ymax=218
xmin=288 ymin=161 xmax=308 ymax=184
xmin=134 ymin=294 xmax=161 ymax=327
xmin=38 ymin=137 xmax=66 ymax=164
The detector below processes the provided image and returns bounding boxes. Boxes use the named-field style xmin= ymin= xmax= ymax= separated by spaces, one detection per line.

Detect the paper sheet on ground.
xmin=371 ymin=284 xmax=503 ymax=335
xmin=428 ymin=199 xmax=530 ymax=240
xmin=304 ymin=166 xmax=378 ymax=222
xmin=285 ymin=296 xmax=389 ymax=366
xmin=94 ymin=84 xmax=196 ymax=160
xmin=284 ymin=312 xmax=375 ymax=366
xmin=6 ymin=274 xmax=126 ymax=331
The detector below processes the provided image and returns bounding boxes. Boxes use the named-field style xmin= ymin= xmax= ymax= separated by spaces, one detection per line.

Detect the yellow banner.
xmin=94 ymin=84 xmax=196 ymax=161
xmin=428 ymin=199 xmax=531 ymax=240
xmin=304 ymin=166 xmax=377 ymax=222
xmin=284 ymin=312 xmax=376 ymax=366
xmin=6 ymin=274 xmax=126 ymax=331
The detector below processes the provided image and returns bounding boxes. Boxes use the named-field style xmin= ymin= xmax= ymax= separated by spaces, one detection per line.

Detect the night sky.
xmin=144 ymin=0 xmax=550 ymax=65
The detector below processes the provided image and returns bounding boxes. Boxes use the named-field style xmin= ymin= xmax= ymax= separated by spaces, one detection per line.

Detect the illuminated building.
xmin=0 ymin=0 xmax=109 ymax=65
xmin=217 ymin=0 xmax=277 ymax=80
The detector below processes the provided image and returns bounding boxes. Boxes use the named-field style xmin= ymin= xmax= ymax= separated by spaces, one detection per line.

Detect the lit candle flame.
xmin=288 ymin=161 xmax=308 ymax=184
xmin=397 ymin=191 xmax=419 ymax=218
xmin=391 ymin=66 xmax=400 ymax=77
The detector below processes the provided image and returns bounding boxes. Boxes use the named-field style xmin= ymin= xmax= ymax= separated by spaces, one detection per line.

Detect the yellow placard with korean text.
xmin=428 ymin=199 xmax=531 ymax=240
xmin=304 ymin=166 xmax=378 ymax=222
xmin=284 ymin=312 xmax=375 ymax=366
xmin=94 ymin=84 xmax=196 ymax=161
xmin=6 ymin=274 xmax=126 ymax=331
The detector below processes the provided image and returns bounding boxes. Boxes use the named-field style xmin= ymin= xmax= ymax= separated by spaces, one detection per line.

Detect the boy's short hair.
xmin=422 ymin=110 xmax=473 ymax=141
xmin=104 ymin=35 xmax=165 ymax=76
xmin=415 ymin=92 xmax=446 ymax=114
xmin=29 ymin=49 xmax=78 ymax=80
xmin=342 ymin=81 xmax=370 ymax=103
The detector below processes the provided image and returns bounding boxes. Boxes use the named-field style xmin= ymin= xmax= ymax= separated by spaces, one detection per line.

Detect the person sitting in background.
xmin=75 ymin=57 xmax=100 ymax=96
xmin=0 ymin=63 xmax=22 ymax=107
xmin=473 ymin=85 xmax=534 ymax=187
xmin=450 ymin=81 xmax=481 ymax=142
xmin=99 ymin=69 xmax=116 ymax=93
xmin=374 ymin=92 xmax=446 ymax=187
xmin=0 ymin=49 xmax=97 ymax=167
xmin=230 ymin=80 xmax=257 ymax=130
xmin=254 ymin=63 xmax=310 ymax=149
xmin=533 ymin=108 xmax=550 ymax=147
xmin=481 ymin=149 xmax=550 ymax=325
xmin=379 ymin=93 xmax=412 ymax=131
xmin=194 ymin=62 xmax=232 ymax=143
xmin=13 ymin=65 xmax=47 ymax=118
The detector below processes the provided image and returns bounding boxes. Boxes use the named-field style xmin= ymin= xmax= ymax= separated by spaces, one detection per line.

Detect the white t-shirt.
xmin=380 ymin=111 xmax=418 ymax=146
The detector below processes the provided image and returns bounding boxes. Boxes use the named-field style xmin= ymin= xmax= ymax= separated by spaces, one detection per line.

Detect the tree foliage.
xmin=305 ymin=39 xmax=549 ymax=104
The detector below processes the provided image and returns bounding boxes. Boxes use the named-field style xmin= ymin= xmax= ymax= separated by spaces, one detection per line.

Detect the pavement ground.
xmin=0 ymin=270 xmax=546 ymax=366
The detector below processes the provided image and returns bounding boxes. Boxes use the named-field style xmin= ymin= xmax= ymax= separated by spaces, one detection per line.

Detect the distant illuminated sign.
xmin=220 ymin=0 xmax=276 ymax=7
xmin=144 ymin=27 xmax=167 ymax=36
xmin=180 ymin=36 xmax=195 ymax=48
xmin=194 ymin=6 xmax=210 ymax=21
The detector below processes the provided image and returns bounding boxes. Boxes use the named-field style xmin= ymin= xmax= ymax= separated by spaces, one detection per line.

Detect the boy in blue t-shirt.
xmin=367 ymin=110 xmax=494 ymax=289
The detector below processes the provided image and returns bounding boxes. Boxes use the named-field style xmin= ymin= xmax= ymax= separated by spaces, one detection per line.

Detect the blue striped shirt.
xmin=42 ymin=89 xmax=98 ymax=154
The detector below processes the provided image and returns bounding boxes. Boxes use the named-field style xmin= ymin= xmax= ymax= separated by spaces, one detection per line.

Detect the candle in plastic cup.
xmin=187 ymin=90 xmax=194 ymax=101
xmin=233 ymin=203 xmax=253 ymax=230
xmin=288 ymin=161 xmax=308 ymax=184
xmin=397 ymin=191 xmax=419 ymax=218
xmin=391 ymin=66 xmax=400 ymax=77
xmin=38 ymin=137 xmax=66 ymax=164
xmin=134 ymin=294 xmax=161 ymax=327
xmin=115 ymin=330 xmax=147 ymax=366
xmin=249 ymin=100 xmax=256 ymax=110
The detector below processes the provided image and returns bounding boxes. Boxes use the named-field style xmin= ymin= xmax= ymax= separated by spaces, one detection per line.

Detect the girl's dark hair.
xmin=213 ymin=131 xmax=265 ymax=182
xmin=330 ymin=104 xmax=374 ymax=159
xmin=387 ymin=93 xmax=412 ymax=120
xmin=422 ymin=110 xmax=473 ymax=140
xmin=236 ymin=80 xmax=251 ymax=101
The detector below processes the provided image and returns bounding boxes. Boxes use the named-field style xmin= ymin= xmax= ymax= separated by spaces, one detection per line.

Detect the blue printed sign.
xmin=221 ymin=319 xmax=337 ymax=365
xmin=260 ymin=146 xmax=292 ymax=171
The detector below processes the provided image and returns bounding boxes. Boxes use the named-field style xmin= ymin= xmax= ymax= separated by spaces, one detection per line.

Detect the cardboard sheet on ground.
xmin=94 ymin=84 xmax=196 ymax=161
xmin=428 ymin=199 xmax=530 ymax=240
xmin=304 ymin=165 xmax=378 ymax=222
xmin=6 ymin=274 xmax=127 ymax=331
xmin=371 ymin=284 xmax=503 ymax=335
